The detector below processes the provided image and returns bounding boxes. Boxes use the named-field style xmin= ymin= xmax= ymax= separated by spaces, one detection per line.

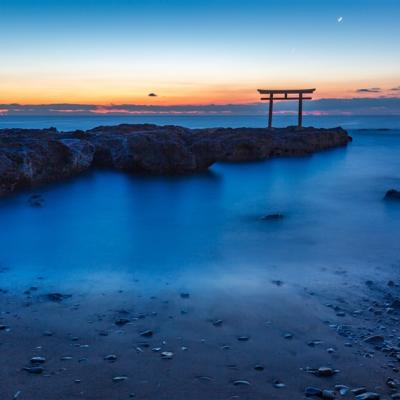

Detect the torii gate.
xmin=257 ymin=88 xmax=316 ymax=128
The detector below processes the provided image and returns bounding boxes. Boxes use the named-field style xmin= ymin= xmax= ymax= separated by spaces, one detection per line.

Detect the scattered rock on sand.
xmin=46 ymin=293 xmax=71 ymax=302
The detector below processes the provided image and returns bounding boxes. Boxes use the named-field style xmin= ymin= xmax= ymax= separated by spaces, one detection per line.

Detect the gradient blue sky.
xmin=0 ymin=0 xmax=399 ymax=108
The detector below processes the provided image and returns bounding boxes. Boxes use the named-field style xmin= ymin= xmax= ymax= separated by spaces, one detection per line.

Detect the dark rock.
xmin=261 ymin=213 xmax=284 ymax=220
xmin=233 ymin=380 xmax=250 ymax=386
xmin=46 ymin=293 xmax=71 ymax=302
xmin=351 ymin=388 xmax=367 ymax=395
xmin=322 ymin=389 xmax=336 ymax=399
xmin=115 ymin=318 xmax=130 ymax=326
xmin=355 ymin=393 xmax=380 ymax=400
xmin=0 ymin=125 xmax=351 ymax=197
xmin=30 ymin=356 xmax=46 ymax=364
xmin=104 ymin=354 xmax=117 ymax=362
xmin=304 ymin=386 xmax=323 ymax=397
xmin=254 ymin=364 xmax=264 ymax=371
xmin=385 ymin=189 xmax=400 ymax=200
xmin=112 ymin=376 xmax=128 ymax=383
xmin=23 ymin=366 xmax=44 ymax=374
xmin=364 ymin=335 xmax=385 ymax=345
xmin=139 ymin=330 xmax=153 ymax=337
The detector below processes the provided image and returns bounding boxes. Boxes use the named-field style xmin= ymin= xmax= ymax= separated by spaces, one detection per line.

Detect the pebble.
xmin=160 ymin=351 xmax=174 ymax=359
xmin=322 ymin=389 xmax=336 ymax=399
xmin=30 ymin=356 xmax=46 ymax=364
xmin=273 ymin=380 xmax=286 ymax=388
xmin=314 ymin=366 xmax=337 ymax=377
xmin=115 ymin=318 xmax=130 ymax=326
xmin=335 ymin=385 xmax=349 ymax=396
xmin=283 ymin=333 xmax=293 ymax=339
xmin=364 ymin=335 xmax=385 ymax=345
xmin=23 ymin=366 xmax=44 ymax=374
xmin=355 ymin=393 xmax=380 ymax=400
xmin=46 ymin=293 xmax=71 ymax=302
xmin=351 ymin=388 xmax=367 ymax=395
xmin=139 ymin=329 xmax=153 ymax=337
xmin=104 ymin=354 xmax=117 ymax=362
xmin=232 ymin=380 xmax=250 ymax=386
xmin=112 ymin=376 xmax=128 ymax=383
xmin=304 ymin=386 xmax=323 ymax=397
xmin=254 ymin=364 xmax=264 ymax=371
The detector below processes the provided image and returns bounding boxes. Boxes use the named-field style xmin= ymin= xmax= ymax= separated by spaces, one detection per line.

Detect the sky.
xmin=0 ymin=0 xmax=399 ymax=114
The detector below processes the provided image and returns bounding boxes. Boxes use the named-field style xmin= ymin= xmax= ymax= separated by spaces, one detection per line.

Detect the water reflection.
xmin=0 ymin=131 xmax=399 ymax=293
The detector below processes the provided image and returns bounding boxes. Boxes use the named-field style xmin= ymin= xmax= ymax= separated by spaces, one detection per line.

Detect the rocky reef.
xmin=0 ymin=124 xmax=351 ymax=196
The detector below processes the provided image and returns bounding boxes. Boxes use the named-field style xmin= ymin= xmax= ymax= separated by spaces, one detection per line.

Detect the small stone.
xmin=351 ymin=388 xmax=367 ymax=396
xmin=104 ymin=354 xmax=117 ymax=362
xmin=322 ymin=389 xmax=336 ymax=399
xmin=386 ymin=378 xmax=397 ymax=389
xmin=237 ymin=336 xmax=249 ymax=341
xmin=355 ymin=393 xmax=380 ymax=400
xmin=273 ymin=380 xmax=286 ymax=388
xmin=112 ymin=376 xmax=128 ymax=383
xmin=139 ymin=330 xmax=153 ymax=337
xmin=160 ymin=351 xmax=174 ymax=359
xmin=233 ymin=380 xmax=250 ymax=386
xmin=30 ymin=356 xmax=46 ymax=364
xmin=283 ymin=333 xmax=293 ymax=339
xmin=23 ymin=367 xmax=44 ymax=374
xmin=364 ymin=335 xmax=385 ymax=345
xmin=335 ymin=385 xmax=349 ymax=396
xmin=304 ymin=386 xmax=323 ymax=397
xmin=46 ymin=293 xmax=71 ymax=302
xmin=262 ymin=213 xmax=284 ymax=220
xmin=254 ymin=364 xmax=264 ymax=371
xmin=315 ymin=366 xmax=336 ymax=377
xmin=115 ymin=318 xmax=130 ymax=326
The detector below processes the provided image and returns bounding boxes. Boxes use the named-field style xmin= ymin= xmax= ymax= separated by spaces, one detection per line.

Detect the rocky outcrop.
xmin=385 ymin=189 xmax=400 ymax=200
xmin=0 ymin=124 xmax=351 ymax=196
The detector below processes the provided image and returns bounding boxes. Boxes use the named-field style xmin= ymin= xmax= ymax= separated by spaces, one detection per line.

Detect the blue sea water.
xmin=0 ymin=115 xmax=399 ymax=294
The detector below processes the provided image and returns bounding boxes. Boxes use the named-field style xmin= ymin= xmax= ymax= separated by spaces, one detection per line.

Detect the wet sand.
xmin=1 ymin=262 xmax=400 ymax=400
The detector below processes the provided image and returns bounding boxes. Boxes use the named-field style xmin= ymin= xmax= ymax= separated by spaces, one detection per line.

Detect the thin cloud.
xmin=1 ymin=98 xmax=400 ymax=116
xmin=356 ymin=88 xmax=381 ymax=93
xmin=390 ymin=86 xmax=400 ymax=91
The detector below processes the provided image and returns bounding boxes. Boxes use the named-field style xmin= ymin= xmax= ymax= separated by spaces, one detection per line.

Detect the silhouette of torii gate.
xmin=257 ymin=88 xmax=316 ymax=128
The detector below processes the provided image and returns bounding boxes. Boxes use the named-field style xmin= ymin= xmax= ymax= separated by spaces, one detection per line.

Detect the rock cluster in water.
xmin=0 ymin=124 xmax=351 ymax=196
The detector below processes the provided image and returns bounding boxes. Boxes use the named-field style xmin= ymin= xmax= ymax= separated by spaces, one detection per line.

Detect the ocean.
xmin=0 ymin=114 xmax=399 ymax=294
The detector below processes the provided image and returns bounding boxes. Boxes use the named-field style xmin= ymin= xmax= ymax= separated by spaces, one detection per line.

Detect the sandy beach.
xmin=1 ymin=261 xmax=400 ymax=399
